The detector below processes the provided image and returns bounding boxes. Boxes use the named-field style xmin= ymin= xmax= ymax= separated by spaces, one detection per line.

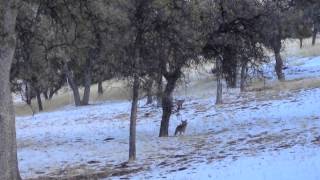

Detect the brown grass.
xmin=283 ymin=38 xmax=320 ymax=58
xmin=247 ymin=77 xmax=320 ymax=93
xmin=14 ymin=79 xmax=131 ymax=116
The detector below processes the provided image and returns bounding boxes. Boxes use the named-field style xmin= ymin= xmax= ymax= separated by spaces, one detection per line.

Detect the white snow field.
xmin=17 ymin=56 xmax=320 ymax=179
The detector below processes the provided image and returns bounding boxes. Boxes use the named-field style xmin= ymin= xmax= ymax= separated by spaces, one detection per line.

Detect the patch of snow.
xmin=133 ymin=146 xmax=320 ymax=180
xmin=262 ymin=56 xmax=320 ymax=80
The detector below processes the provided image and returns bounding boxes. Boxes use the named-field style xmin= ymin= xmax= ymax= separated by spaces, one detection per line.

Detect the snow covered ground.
xmin=263 ymin=56 xmax=320 ymax=80
xmin=133 ymin=146 xmax=320 ymax=180
xmin=16 ymin=56 xmax=320 ymax=179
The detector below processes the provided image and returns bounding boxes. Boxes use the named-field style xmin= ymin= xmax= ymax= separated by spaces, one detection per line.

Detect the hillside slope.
xmin=17 ymin=56 xmax=320 ymax=179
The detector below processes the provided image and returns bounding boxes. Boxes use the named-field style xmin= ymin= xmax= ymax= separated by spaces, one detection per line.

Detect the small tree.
xmin=154 ymin=0 xmax=202 ymax=137
xmin=259 ymin=0 xmax=295 ymax=81
xmin=202 ymin=0 xmax=269 ymax=103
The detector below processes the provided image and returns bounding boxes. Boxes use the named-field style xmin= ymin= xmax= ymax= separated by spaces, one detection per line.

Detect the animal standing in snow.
xmin=174 ymin=120 xmax=188 ymax=136
xmin=176 ymin=99 xmax=185 ymax=111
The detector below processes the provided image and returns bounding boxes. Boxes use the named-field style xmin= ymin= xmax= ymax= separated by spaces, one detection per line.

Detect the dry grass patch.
xmin=247 ymin=77 xmax=320 ymax=93
xmin=283 ymin=38 xmax=320 ymax=58
xmin=15 ymin=79 xmax=131 ymax=116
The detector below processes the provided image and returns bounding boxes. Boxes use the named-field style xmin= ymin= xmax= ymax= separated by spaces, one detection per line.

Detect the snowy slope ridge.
xmin=17 ymin=56 xmax=320 ymax=179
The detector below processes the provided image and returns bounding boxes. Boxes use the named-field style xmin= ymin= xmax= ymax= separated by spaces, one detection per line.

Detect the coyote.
xmin=176 ymin=99 xmax=185 ymax=111
xmin=174 ymin=120 xmax=188 ymax=136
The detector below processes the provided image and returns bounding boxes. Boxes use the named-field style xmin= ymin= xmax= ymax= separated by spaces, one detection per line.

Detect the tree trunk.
xmin=48 ymin=82 xmax=62 ymax=100
xmin=240 ymin=61 xmax=248 ymax=92
xmin=81 ymin=58 xmax=92 ymax=105
xmin=129 ymin=74 xmax=139 ymax=161
xmin=312 ymin=24 xmax=318 ymax=46
xmin=146 ymin=92 xmax=153 ymax=104
xmin=25 ymin=82 xmax=32 ymax=105
xmin=225 ymin=62 xmax=237 ymax=88
xmin=274 ymin=47 xmax=285 ymax=81
xmin=98 ymin=80 xmax=103 ymax=95
xmin=228 ymin=68 xmax=237 ymax=88
xmin=299 ymin=38 xmax=303 ymax=49
xmin=36 ymin=89 xmax=43 ymax=112
xmin=159 ymin=76 xmax=179 ymax=137
xmin=156 ymin=74 xmax=163 ymax=107
xmin=63 ymin=63 xmax=81 ymax=106
xmin=146 ymin=78 xmax=153 ymax=105
xmin=48 ymin=90 xmax=55 ymax=100
xmin=216 ymin=58 xmax=223 ymax=105
xmin=43 ymin=91 xmax=48 ymax=100
xmin=48 ymin=88 xmax=57 ymax=100
xmin=0 ymin=0 xmax=22 ymax=179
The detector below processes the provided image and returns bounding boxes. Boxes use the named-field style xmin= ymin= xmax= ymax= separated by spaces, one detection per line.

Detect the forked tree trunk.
xmin=98 ymin=81 xmax=103 ymax=95
xmin=216 ymin=58 xmax=223 ymax=104
xmin=240 ymin=61 xmax=248 ymax=92
xmin=156 ymin=74 xmax=163 ymax=107
xmin=159 ymin=76 xmax=179 ymax=137
xmin=48 ymin=80 xmax=63 ymax=100
xmin=0 ymin=0 xmax=22 ymax=179
xmin=129 ymin=74 xmax=139 ymax=161
xmin=274 ymin=47 xmax=285 ymax=81
xmin=48 ymin=89 xmax=58 ymax=100
xmin=36 ymin=89 xmax=43 ymax=112
xmin=63 ymin=63 xmax=81 ymax=106
xmin=81 ymin=75 xmax=91 ymax=105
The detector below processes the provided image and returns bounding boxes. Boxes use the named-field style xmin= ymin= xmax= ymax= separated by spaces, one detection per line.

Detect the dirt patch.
xmin=27 ymin=164 xmax=145 ymax=180
xmin=110 ymin=167 xmax=144 ymax=177
xmin=194 ymin=104 xmax=209 ymax=113
xmin=113 ymin=113 xmax=129 ymax=120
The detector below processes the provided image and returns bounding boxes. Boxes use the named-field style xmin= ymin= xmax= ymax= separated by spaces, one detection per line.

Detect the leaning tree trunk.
xmin=159 ymin=76 xmax=179 ymax=137
xmin=63 ymin=63 xmax=82 ymax=106
xmin=0 ymin=0 xmax=22 ymax=179
xmin=36 ymin=89 xmax=43 ymax=112
xmin=240 ymin=61 xmax=248 ymax=92
xmin=312 ymin=24 xmax=318 ymax=46
xmin=216 ymin=58 xmax=223 ymax=105
xmin=81 ymin=60 xmax=92 ymax=105
xmin=274 ymin=47 xmax=285 ymax=81
xmin=129 ymin=74 xmax=139 ymax=161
